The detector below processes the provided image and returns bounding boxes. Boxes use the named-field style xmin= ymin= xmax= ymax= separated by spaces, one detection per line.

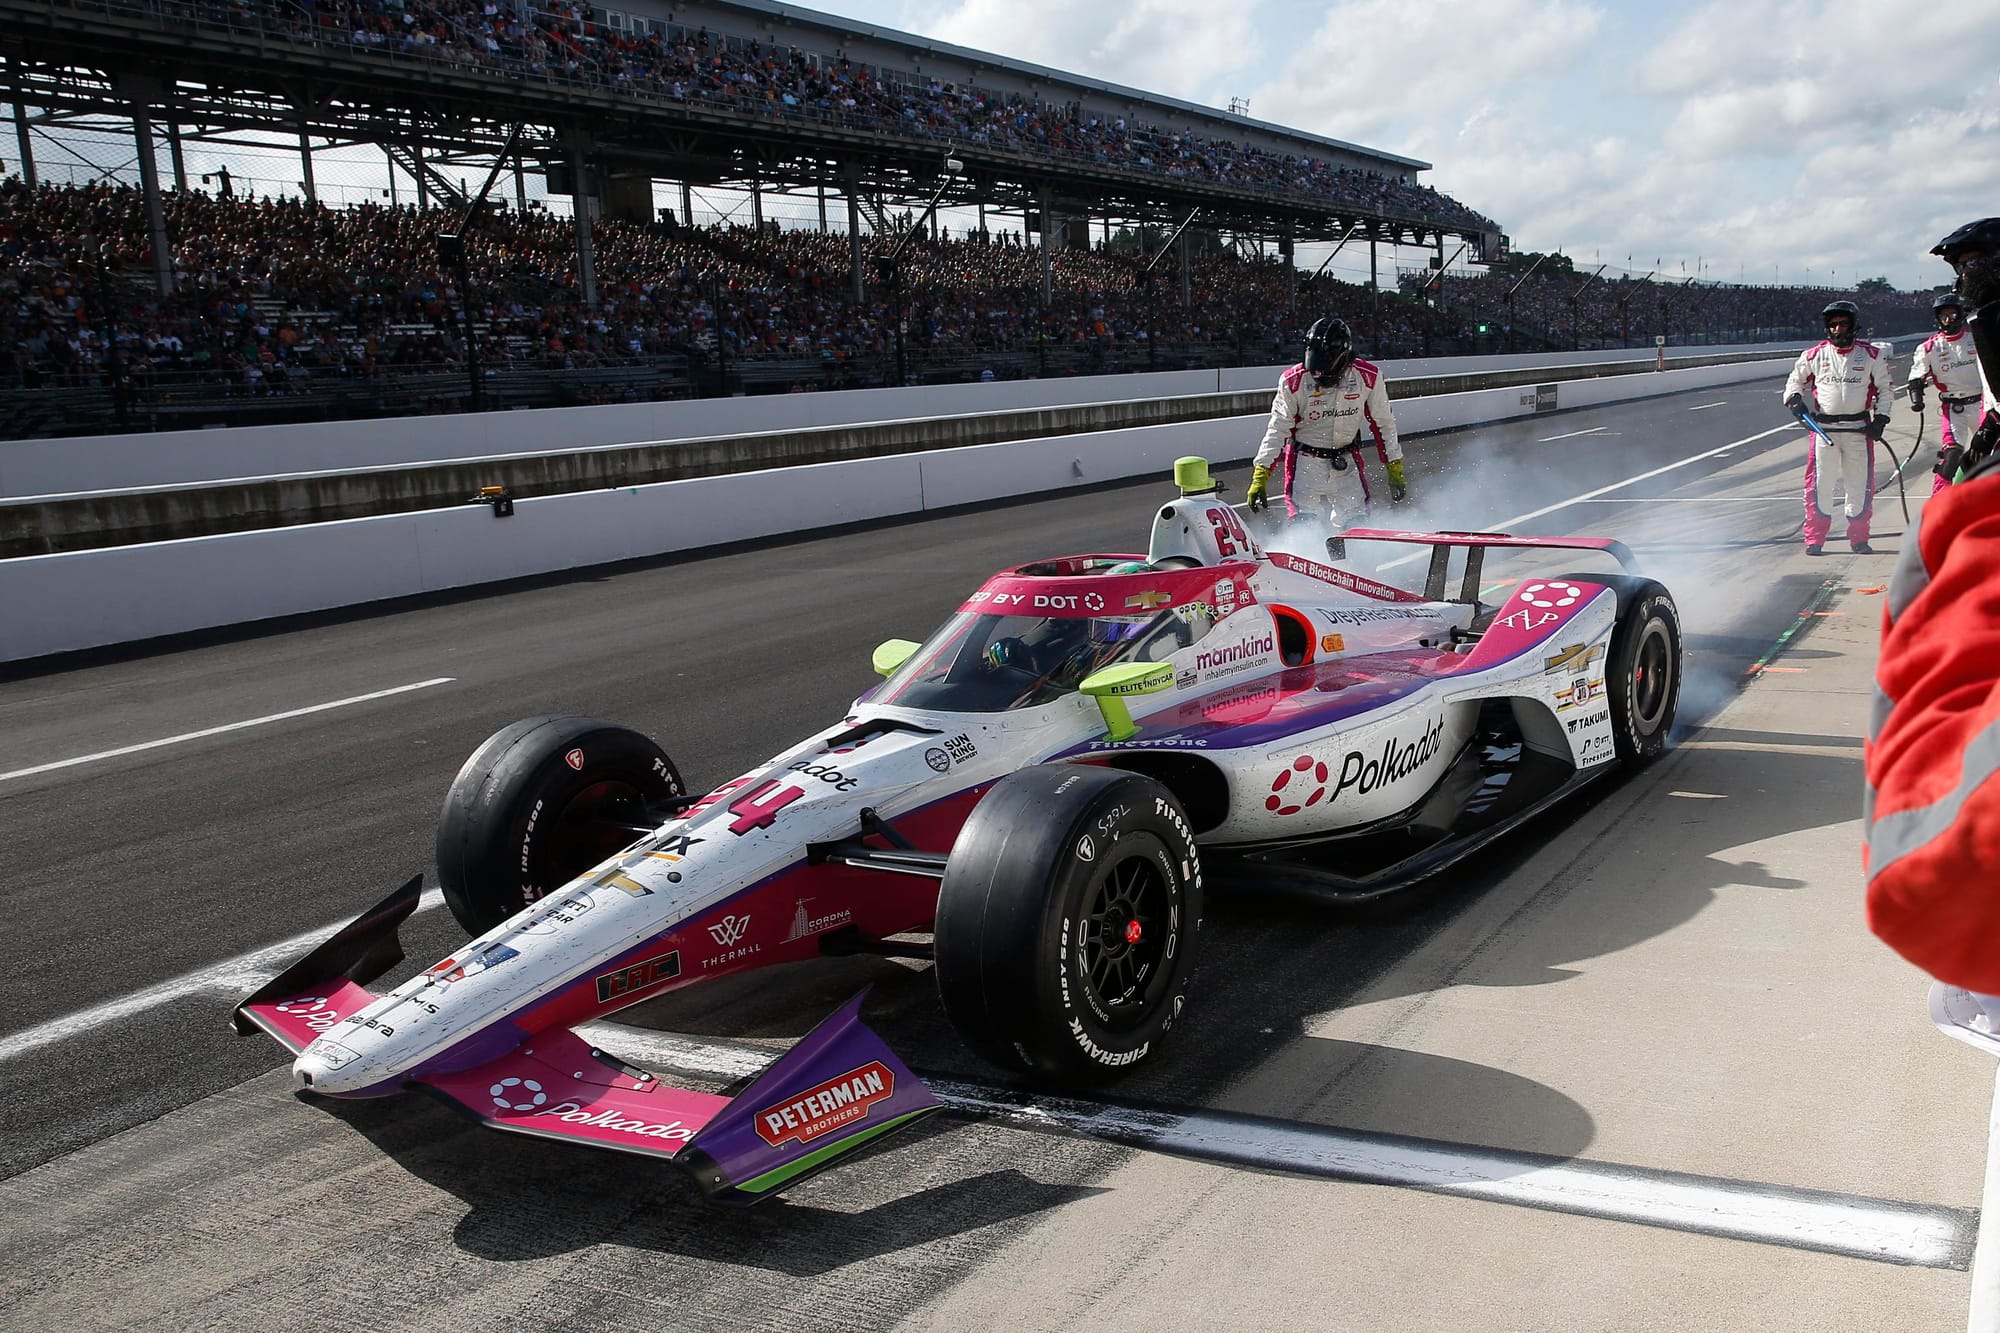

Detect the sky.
xmin=796 ymin=0 xmax=2000 ymax=292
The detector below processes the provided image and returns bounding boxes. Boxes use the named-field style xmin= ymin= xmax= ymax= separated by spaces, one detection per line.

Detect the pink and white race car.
xmin=237 ymin=457 xmax=1680 ymax=1201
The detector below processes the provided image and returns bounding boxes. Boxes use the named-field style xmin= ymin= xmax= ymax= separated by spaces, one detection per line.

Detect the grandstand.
xmin=0 ymin=0 xmax=1939 ymax=438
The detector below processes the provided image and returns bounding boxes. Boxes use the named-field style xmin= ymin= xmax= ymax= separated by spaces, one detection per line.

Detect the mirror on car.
xmin=1078 ymin=662 xmax=1176 ymax=741
xmin=872 ymin=638 xmax=922 ymax=677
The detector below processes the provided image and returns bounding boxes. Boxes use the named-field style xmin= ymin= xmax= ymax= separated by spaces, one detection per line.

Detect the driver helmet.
xmin=1105 ymin=560 xmax=1152 ymax=575
xmin=1935 ymin=291 xmax=1965 ymax=335
xmin=1822 ymin=300 xmax=1861 ymax=350
xmin=1302 ymin=316 xmax=1355 ymax=384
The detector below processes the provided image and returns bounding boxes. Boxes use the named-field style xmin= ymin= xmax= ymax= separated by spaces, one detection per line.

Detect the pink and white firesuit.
xmin=1783 ymin=339 xmax=1895 ymax=548
xmin=1909 ymin=328 xmax=1990 ymax=493
xmin=1253 ymin=358 xmax=1400 ymax=528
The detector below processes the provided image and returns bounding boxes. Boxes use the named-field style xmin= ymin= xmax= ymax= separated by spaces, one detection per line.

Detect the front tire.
xmin=934 ymin=766 xmax=1203 ymax=1082
xmin=436 ymin=716 xmax=684 ymax=934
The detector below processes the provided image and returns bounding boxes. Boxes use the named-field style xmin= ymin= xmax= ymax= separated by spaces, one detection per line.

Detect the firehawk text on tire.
xmin=436 ymin=716 xmax=684 ymax=934
xmin=934 ymin=766 xmax=1202 ymax=1081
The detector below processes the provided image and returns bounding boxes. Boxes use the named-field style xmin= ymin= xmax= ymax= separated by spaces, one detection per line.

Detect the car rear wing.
xmin=1339 ymin=529 xmax=1642 ymax=605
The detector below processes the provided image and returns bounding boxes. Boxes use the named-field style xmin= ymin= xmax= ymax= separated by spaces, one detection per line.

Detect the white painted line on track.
xmin=0 ymin=888 xmax=446 ymax=1063
xmin=1570 ymin=496 xmax=1791 ymax=504
xmin=0 ymin=678 xmax=457 ymax=784
xmin=1537 ymin=425 xmax=1609 ymax=442
xmin=1381 ymin=422 xmax=1796 ymax=569
xmin=582 ymin=1023 xmax=1972 ymax=1270
xmin=1689 ymin=401 xmax=1730 ymax=411
xmin=1967 ymin=1063 xmax=2000 ymax=1330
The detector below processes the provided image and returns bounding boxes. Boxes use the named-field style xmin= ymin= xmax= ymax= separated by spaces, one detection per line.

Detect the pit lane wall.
xmin=0 ymin=342 xmax=1814 ymax=500
xmin=0 ymin=358 xmax=1788 ymax=663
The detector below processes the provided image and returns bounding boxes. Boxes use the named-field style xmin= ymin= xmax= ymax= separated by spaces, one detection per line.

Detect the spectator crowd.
xmin=2 ymin=178 xmax=1934 ymax=415
xmin=0 ymin=178 xmax=1461 ymax=398
xmin=107 ymin=0 xmax=1496 ymax=235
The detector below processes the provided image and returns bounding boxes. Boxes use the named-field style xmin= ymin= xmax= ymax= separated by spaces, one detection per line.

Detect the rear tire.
xmin=436 ymin=716 xmax=684 ymax=934
xmin=1557 ymin=574 xmax=1681 ymax=766
xmin=934 ymin=766 xmax=1202 ymax=1082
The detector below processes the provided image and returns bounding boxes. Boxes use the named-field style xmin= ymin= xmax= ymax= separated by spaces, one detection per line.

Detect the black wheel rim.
xmin=1078 ymin=851 xmax=1176 ymax=1028
xmin=1631 ymin=617 xmax=1674 ymax=736
xmin=543 ymin=779 xmax=653 ymax=893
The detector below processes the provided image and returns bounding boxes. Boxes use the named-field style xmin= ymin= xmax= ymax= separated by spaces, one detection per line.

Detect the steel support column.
xmin=165 ymin=115 xmax=186 ymax=194
xmin=11 ymin=102 xmax=32 ymax=187
xmin=845 ymin=163 xmax=863 ymax=304
xmin=297 ymin=111 xmax=315 ymax=203
xmin=131 ymin=104 xmax=173 ymax=294
xmin=1040 ymin=185 xmax=1053 ymax=304
xmin=572 ymin=144 xmax=598 ymax=311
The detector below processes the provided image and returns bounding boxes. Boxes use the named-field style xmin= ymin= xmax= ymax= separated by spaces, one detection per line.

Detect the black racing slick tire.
xmin=1559 ymin=574 xmax=1681 ymax=767
xmin=436 ymin=716 xmax=684 ymax=935
xmin=934 ymin=766 xmax=1203 ymax=1082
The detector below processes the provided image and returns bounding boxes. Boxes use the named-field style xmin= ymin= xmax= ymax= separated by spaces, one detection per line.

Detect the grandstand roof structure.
xmin=0 ymin=0 xmax=1493 ymax=254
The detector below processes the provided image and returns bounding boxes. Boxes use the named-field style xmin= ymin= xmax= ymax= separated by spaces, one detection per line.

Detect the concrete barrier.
xmin=0 ymin=357 xmax=1792 ymax=664
xmin=2 ymin=349 xmax=1809 ymax=557
xmin=0 ymin=340 xmax=1819 ymax=499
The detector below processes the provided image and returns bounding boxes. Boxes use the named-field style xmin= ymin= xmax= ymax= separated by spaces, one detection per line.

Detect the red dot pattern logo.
xmin=1266 ymin=754 xmax=1329 ymax=816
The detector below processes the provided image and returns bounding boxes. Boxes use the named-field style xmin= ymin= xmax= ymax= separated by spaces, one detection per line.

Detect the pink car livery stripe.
xmin=961 ymin=559 xmax=1262 ymax=620
xmin=1061 ymin=581 xmax=1611 ymax=754
xmin=419 ymin=1025 xmax=729 ymax=1160
xmin=237 ymin=978 xmax=380 ymax=1054
xmin=1267 ymin=550 xmax=1426 ymax=602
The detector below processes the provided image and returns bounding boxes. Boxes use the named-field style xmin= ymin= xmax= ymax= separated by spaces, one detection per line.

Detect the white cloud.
xmin=903 ymin=0 xmax=1261 ymax=103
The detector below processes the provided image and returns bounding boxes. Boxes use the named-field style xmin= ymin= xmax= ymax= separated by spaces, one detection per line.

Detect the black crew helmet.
xmin=1932 ymin=218 xmax=2000 ymax=270
xmin=1302 ymin=317 xmax=1355 ymax=380
xmin=1822 ymin=300 xmax=1861 ymax=349
xmin=1935 ymin=290 xmax=1966 ymax=334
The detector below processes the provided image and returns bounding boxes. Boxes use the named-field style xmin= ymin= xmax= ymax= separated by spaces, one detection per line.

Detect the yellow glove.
xmin=1386 ymin=459 xmax=1408 ymax=503
xmin=1246 ymin=464 xmax=1271 ymax=512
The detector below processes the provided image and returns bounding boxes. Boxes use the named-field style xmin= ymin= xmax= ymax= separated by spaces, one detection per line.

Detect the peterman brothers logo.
xmin=755 ymin=1060 xmax=896 ymax=1148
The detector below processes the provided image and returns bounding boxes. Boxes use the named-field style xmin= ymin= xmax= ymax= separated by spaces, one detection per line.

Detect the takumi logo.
xmin=755 ymin=1061 xmax=895 ymax=1148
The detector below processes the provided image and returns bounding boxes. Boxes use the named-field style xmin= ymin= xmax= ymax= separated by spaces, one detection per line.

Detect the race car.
xmin=237 ymin=456 xmax=1680 ymax=1201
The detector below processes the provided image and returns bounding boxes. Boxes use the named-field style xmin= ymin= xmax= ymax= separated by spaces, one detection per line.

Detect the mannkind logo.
xmin=1335 ymin=714 xmax=1448 ymax=799
xmin=1194 ymin=632 xmax=1274 ymax=674
xmin=529 ymin=1101 xmax=695 ymax=1142
xmin=756 ymin=1060 xmax=895 ymax=1148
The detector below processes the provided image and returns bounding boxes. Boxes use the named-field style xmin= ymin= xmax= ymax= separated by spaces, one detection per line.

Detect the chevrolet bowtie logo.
xmin=1125 ymin=590 xmax=1173 ymax=610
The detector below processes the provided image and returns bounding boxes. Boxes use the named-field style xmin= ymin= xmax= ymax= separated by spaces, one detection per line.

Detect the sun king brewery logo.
xmin=595 ymin=950 xmax=681 ymax=1003
xmin=755 ymin=1060 xmax=896 ymax=1148
xmin=1333 ymin=714 xmax=1448 ymax=801
xmin=783 ymin=898 xmax=853 ymax=942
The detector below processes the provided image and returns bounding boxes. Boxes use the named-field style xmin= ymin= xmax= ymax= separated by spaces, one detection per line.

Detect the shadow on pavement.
xmin=321 ymin=1094 xmax=1103 ymax=1272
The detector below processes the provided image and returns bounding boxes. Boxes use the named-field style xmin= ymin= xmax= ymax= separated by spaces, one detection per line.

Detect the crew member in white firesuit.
xmin=1907 ymin=292 xmax=1992 ymax=492
xmin=1782 ymin=300 xmax=1894 ymax=555
xmin=1245 ymin=317 xmax=1406 ymax=527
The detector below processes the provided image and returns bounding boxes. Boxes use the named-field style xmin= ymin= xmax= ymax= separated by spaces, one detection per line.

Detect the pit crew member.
xmin=1782 ymin=300 xmax=1893 ymax=555
xmin=1865 ymin=217 xmax=2000 ymax=1023
xmin=1906 ymin=292 xmax=1987 ymax=492
xmin=1246 ymin=317 xmax=1406 ymax=527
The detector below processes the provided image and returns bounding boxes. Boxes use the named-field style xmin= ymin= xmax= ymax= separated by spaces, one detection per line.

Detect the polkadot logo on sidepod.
xmin=1266 ymin=754 xmax=1330 ymax=816
xmin=491 ymin=1077 xmax=547 ymax=1112
xmin=1519 ymin=582 xmax=1583 ymax=609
